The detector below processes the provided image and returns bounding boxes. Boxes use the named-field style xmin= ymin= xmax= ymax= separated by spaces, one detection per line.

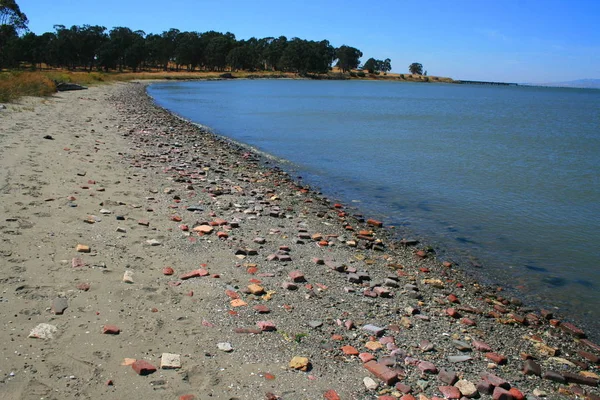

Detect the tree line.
xmin=0 ymin=2 xmax=434 ymax=77
xmin=0 ymin=2 xmax=388 ymax=75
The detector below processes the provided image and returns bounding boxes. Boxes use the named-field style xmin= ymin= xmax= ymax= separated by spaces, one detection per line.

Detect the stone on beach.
xmin=160 ymin=353 xmax=181 ymax=369
xmin=289 ymin=356 xmax=310 ymax=371
xmin=76 ymin=244 xmax=90 ymax=253
xmin=29 ymin=323 xmax=58 ymax=339
xmin=132 ymin=360 xmax=157 ymax=375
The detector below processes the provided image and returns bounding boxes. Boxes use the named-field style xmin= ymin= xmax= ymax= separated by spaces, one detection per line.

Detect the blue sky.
xmin=18 ymin=0 xmax=600 ymax=83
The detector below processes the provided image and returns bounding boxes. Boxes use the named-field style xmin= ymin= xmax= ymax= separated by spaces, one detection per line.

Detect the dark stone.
xmin=543 ymin=370 xmax=566 ymax=383
xmin=563 ymin=372 xmax=598 ymax=387
xmin=438 ymin=368 xmax=458 ymax=385
xmin=523 ymin=359 xmax=541 ymax=376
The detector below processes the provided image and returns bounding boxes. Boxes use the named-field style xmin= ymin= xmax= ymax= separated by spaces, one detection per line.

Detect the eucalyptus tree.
xmin=335 ymin=45 xmax=362 ymax=73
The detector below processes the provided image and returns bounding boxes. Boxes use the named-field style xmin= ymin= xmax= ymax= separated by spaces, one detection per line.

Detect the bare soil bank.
xmin=0 ymin=82 xmax=598 ymax=400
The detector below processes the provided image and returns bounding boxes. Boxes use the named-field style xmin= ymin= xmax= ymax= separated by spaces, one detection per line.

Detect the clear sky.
xmin=17 ymin=0 xmax=600 ymax=83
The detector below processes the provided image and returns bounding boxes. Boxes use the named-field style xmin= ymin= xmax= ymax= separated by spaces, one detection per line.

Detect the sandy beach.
xmin=0 ymin=82 xmax=598 ymax=400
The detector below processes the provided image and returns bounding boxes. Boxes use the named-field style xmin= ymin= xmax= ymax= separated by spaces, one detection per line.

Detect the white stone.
xmin=160 ymin=353 xmax=181 ymax=369
xmin=454 ymin=379 xmax=477 ymax=398
xmin=123 ymin=270 xmax=134 ymax=283
xmin=217 ymin=342 xmax=233 ymax=352
xmin=146 ymin=239 xmax=161 ymax=246
xmin=533 ymin=389 xmax=547 ymax=397
xmin=363 ymin=376 xmax=378 ymax=390
xmin=29 ymin=323 xmax=57 ymax=339
xmin=100 ymin=209 xmax=112 ymax=214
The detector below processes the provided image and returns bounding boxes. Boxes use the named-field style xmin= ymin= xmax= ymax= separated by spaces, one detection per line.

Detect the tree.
xmin=409 ymin=62 xmax=423 ymax=75
xmin=0 ymin=0 xmax=28 ymax=31
xmin=363 ymin=57 xmax=379 ymax=74
xmin=0 ymin=0 xmax=28 ymax=67
xmin=381 ymin=58 xmax=392 ymax=74
xmin=336 ymin=45 xmax=362 ymax=73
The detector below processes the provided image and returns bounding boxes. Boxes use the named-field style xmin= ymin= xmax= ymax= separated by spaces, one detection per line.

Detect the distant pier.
xmin=456 ymin=80 xmax=518 ymax=86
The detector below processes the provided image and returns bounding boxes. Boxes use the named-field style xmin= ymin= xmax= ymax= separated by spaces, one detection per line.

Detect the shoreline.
xmin=0 ymin=82 xmax=598 ymax=399
xmin=145 ymin=79 xmax=600 ymax=345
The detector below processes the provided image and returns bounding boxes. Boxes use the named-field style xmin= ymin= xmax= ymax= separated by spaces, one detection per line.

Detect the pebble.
xmin=146 ymin=239 xmax=161 ymax=246
xmin=217 ymin=342 xmax=233 ymax=352
xmin=51 ymin=297 xmax=68 ymax=315
xmin=447 ymin=355 xmax=472 ymax=363
xmin=123 ymin=270 xmax=134 ymax=283
xmin=76 ymin=244 xmax=90 ymax=253
xmin=160 ymin=353 xmax=181 ymax=369
xmin=363 ymin=376 xmax=378 ymax=390
xmin=289 ymin=356 xmax=310 ymax=371
xmin=28 ymin=323 xmax=57 ymax=339
xmin=454 ymin=379 xmax=478 ymax=398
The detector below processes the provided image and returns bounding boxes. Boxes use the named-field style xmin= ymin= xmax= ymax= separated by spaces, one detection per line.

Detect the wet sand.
xmin=0 ymin=82 xmax=598 ymax=400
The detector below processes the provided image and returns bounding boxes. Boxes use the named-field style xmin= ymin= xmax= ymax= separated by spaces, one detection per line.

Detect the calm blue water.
xmin=148 ymin=80 xmax=600 ymax=336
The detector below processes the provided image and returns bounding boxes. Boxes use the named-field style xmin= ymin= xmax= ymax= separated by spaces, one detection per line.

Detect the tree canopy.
xmin=1 ymin=1 xmax=395 ymax=75
xmin=335 ymin=45 xmax=362 ymax=73
xmin=0 ymin=0 xmax=28 ymax=31
xmin=409 ymin=62 xmax=423 ymax=75
xmin=363 ymin=58 xmax=392 ymax=74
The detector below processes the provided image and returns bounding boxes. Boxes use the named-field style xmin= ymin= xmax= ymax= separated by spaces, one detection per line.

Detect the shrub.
xmin=356 ymin=71 xmax=365 ymax=77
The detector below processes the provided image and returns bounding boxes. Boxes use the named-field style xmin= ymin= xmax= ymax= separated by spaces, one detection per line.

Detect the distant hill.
xmin=525 ymin=79 xmax=600 ymax=89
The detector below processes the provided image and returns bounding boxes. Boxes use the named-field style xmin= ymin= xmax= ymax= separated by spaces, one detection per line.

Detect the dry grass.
xmin=0 ymin=68 xmax=453 ymax=103
xmin=0 ymin=71 xmax=57 ymax=102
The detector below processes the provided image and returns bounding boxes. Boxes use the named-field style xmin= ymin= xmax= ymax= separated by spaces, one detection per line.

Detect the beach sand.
xmin=0 ymin=82 xmax=598 ymax=400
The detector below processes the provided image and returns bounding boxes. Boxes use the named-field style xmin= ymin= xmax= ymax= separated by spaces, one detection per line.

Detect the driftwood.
xmin=55 ymin=82 xmax=88 ymax=92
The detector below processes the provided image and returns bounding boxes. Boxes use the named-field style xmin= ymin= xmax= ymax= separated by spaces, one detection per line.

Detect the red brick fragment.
xmin=359 ymin=352 xmax=375 ymax=363
xmin=257 ymin=321 xmax=276 ymax=331
xmin=485 ymin=352 xmax=508 ymax=365
xmin=364 ymin=360 xmax=398 ymax=385
xmin=367 ymin=219 xmax=383 ymax=227
xmin=76 ymin=283 xmax=90 ymax=291
xmin=162 ymin=267 xmax=174 ymax=275
xmin=179 ymin=395 xmax=196 ymax=400
xmin=578 ymin=350 xmax=600 ymax=364
xmin=289 ymin=270 xmax=306 ymax=282
xmin=180 ymin=268 xmax=208 ymax=280
xmin=492 ymin=387 xmax=514 ymax=400
xmin=472 ymin=340 xmax=492 ymax=352
xmin=131 ymin=360 xmax=157 ymax=375
xmin=415 ymin=250 xmax=427 ymax=259
xmin=323 ymin=389 xmax=341 ymax=400
xmin=461 ymin=317 xmax=476 ymax=326
xmin=102 ymin=325 xmax=120 ymax=334
xmin=560 ymin=322 xmax=586 ymax=338
xmin=508 ymin=388 xmax=525 ymax=400
xmin=446 ymin=308 xmax=460 ymax=318
xmin=447 ymin=294 xmax=460 ymax=303
xmin=253 ymin=305 xmax=270 ymax=313
xmin=438 ymin=385 xmax=461 ymax=399
xmin=341 ymin=345 xmax=359 ymax=356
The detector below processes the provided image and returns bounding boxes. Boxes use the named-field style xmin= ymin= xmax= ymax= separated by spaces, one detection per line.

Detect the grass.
xmin=0 ymin=68 xmax=454 ymax=103
xmin=0 ymin=71 xmax=56 ymax=102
